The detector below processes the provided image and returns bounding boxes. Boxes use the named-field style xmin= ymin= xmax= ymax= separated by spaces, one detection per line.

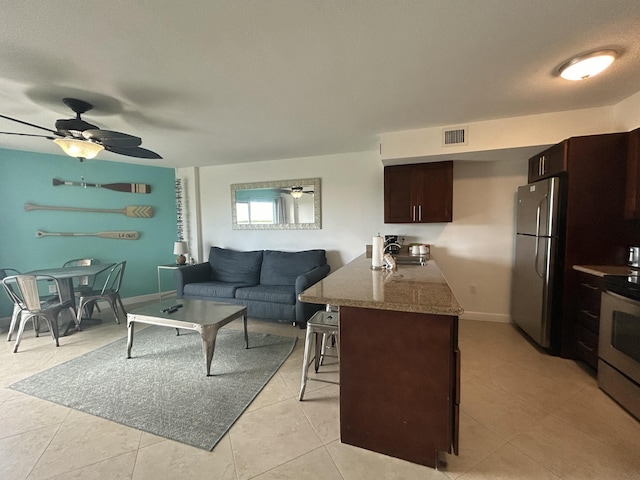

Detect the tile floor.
xmin=1 ymin=306 xmax=639 ymax=480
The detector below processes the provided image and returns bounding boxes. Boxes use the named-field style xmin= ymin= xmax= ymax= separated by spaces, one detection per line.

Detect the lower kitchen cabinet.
xmin=339 ymin=306 xmax=459 ymax=468
xmin=573 ymin=271 xmax=604 ymax=369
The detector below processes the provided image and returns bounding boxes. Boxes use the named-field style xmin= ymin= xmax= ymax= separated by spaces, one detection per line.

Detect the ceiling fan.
xmin=278 ymin=186 xmax=314 ymax=198
xmin=0 ymin=98 xmax=162 ymax=161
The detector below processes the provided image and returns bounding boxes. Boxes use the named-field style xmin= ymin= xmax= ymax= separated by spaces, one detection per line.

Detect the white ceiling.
xmin=1 ymin=1 xmax=639 ymax=169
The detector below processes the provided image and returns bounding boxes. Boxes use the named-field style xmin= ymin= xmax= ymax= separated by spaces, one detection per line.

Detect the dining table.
xmin=25 ymin=263 xmax=116 ymax=335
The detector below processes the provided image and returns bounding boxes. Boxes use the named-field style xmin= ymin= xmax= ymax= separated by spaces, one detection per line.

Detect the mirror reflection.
xmin=231 ymin=178 xmax=321 ymax=230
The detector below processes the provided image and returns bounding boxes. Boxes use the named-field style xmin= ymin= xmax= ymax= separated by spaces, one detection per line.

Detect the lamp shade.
xmin=53 ymin=138 xmax=104 ymax=159
xmin=173 ymin=241 xmax=188 ymax=255
xmin=290 ymin=186 xmax=303 ymax=199
xmin=173 ymin=241 xmax=188 ymax=265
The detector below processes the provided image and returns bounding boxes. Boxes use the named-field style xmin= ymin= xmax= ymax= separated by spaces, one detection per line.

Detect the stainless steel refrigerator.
xmin=511 ymin=177 xmax=562 ymax=348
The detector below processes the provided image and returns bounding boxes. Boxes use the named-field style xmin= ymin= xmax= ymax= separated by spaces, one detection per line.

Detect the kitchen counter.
xmin=298 ymin=254 xmax=463 ymax=316
xmin=573 ymin=265 xmax=639 ymax=277
xmin=299 ymin=254 xmax=461 ymax=468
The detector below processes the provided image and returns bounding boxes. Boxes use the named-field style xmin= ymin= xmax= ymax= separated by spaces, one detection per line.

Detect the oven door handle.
xmin=604 ymin=290 xmax=640 ymax=305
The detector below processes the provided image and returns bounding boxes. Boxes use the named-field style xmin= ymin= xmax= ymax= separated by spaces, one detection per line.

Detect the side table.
xmin=157 ymin=264 xmax=185 ymax=300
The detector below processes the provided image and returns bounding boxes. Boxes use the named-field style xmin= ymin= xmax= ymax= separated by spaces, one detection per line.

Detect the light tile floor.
xmin=1 ymin=306 xmax=639 ymax=480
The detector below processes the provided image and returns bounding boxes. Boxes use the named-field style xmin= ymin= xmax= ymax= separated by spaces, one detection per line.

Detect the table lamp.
xmin=173 ymin=241 xmax=188 ymax=265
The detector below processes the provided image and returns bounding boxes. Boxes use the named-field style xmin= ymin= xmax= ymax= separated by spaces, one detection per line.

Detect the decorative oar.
xmin=36 ymin=230 xmax=139 ymax=240
xmin=25 ymin=203 xmax=154 ymax=218
xmin=52 ymin=178 xmax=151 ymax=194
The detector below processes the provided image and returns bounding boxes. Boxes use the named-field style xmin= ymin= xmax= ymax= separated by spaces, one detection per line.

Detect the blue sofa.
xmin=174 ymin=247 xmax=330 ymax=326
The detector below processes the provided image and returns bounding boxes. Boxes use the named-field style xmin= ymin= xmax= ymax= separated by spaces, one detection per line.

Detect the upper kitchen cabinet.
xmin=624 ymin=128 xmax=640 ymax=219
xmin=527 ymin=142 xmax=567 ymax=183
xmin=384 ymin=161 xmax=453 ymax=223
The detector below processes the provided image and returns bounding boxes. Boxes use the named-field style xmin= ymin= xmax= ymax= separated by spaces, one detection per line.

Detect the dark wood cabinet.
xmin=384 ymin=161 xmax=453 ymax=223
xmin=572 ymin=272 xmax=604 ymax=369
xmin=527 ymin=142 xmax=568 ymax=183
xmin=624 ymin=128 xmax=640 ymax=219
xmin=526 ymin=133 xmax=628 ymax=359
xmin=340 ymin=306 xmax=459 ymax=468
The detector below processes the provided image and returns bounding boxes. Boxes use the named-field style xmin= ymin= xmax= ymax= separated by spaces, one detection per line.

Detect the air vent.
xmin=442 ymin=127 xmax=468 ymax=146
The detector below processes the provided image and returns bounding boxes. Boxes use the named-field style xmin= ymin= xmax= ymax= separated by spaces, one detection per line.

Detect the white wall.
xmin=434 ymin=159 xmax=528 ymax=322
xmin=613 ymin=89 xmax=640 ymax=131
xmin=195 ymin=151 xmax=527 ymax=323
xmin=379 ymin=105 xmax=617 ymax=162
xmin=197 ymin=151 xmax=384 ymax=269
xmin=175 ymin=167 xmax=203 ymax=263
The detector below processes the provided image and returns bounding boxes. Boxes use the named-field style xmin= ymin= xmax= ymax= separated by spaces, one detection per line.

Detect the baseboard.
xmin=95 ymin=292 xmax=173 ymax=309
xmin=0 ymin=293 xmax=173 ymax=330
xmin=460 ymin=311 xmax=511 ymax=323
xmin=0 ymin=301 xmax=516 ymax=330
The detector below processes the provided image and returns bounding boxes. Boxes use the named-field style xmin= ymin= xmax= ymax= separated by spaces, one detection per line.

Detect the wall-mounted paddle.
xmin=53 ymin=178 xmax=151 ymax=194
xmin=35 ymin=230 xmax=140 ymax=240
xmin=25 ymin=203 xmax=154 ymax=218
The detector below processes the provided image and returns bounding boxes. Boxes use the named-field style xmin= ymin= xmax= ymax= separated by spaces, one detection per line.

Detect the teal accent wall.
xmin=0 ymin=148 xmax=176 ymax=318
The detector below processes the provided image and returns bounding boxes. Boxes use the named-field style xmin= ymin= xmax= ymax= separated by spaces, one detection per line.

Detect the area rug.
xmin=9 ymin=326 xmax=296 ymax=450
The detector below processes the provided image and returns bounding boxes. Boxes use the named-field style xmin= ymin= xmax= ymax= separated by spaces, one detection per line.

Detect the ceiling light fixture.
xmin=53 ymin=138 xmax=104 ymax=161
xmin=558 ymin=50 xmax=617 ymax=81
xmin=290 ymin=187 xmax=303 ymax=199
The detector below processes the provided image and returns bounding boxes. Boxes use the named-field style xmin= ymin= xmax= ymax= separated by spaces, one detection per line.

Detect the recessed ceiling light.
xmin=558 ymin=50 xmax=617 ymax=81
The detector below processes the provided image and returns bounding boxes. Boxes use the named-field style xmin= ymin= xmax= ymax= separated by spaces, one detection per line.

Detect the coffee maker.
xmin=384 ymin=235 xmax=401 ymax=255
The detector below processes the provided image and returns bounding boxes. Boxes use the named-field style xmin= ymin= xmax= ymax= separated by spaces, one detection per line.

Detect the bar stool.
xmin=299 ymin=309 xmax=339 ymax=401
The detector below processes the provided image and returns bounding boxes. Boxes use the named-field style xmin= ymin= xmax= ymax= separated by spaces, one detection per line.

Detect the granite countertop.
xmin=573 ymin=265 xmax=640 ymax=277
xmin=299 ymin=254 xmax=463 ymax=316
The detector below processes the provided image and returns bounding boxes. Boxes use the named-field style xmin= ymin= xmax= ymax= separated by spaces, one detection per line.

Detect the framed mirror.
xmin=231 ymin=178 xmax=321 ymax=230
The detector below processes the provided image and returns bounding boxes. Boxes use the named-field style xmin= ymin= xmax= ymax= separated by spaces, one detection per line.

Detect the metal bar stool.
xmin=299 ymin=309 xmax=339 ymax=401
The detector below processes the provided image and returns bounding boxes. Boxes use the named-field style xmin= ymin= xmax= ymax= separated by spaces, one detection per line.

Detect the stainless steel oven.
xmin=599 ymin=289 xmax=640 ymax=420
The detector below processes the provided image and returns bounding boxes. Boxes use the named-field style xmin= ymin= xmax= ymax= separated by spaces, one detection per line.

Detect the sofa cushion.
xmin=260 ymin=249 xmax=326 ymax=286
xmin=183 ymin=281 xmax=248 ymax=299
xmin=235 ymin=285 xmax=296 ymax=305
xmin=208 ymin=247 xmax=263 ymax=285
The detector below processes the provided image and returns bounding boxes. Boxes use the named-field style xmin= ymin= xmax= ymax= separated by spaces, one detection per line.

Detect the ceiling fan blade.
xmin=55 ymin=118 xmax=99 ymax=134
xmin=104 ymin=144 xmax=162 ymax=159
xmin=0 ymin=114 xmax=60 ymax=136
xmin=0 ymin=131 xmax=56 ymax=140
xmin=82 ymin=129 xmax=142 ymax=147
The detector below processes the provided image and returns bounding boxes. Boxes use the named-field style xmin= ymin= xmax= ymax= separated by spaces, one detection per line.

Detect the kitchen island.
xmin=299 ymin=254 xmax=463 ymax=468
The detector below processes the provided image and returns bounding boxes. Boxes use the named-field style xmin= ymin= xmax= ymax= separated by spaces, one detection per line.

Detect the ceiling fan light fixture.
xmin=53 ymin=137 xmax=104 ymax=160
xmin=558 ymin=50 xmax=617 ymax=81
xmin=290 ymin=186 xmax=303 ymax=199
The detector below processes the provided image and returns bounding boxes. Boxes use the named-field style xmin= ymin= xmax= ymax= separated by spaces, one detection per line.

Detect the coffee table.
xmin=126 ymin=299 xmax=248 ymax=376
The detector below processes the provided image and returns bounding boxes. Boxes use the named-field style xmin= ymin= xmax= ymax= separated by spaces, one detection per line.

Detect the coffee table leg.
xmin=243 ymin=314 xmax=249 ymax=349
xmin=201 ymin=326 xmax=219 ymax=376
xmin=127 ymin=320 xmax=135 ymax=358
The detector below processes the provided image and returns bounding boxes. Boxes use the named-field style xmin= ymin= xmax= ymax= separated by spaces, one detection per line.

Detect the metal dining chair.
xmin=63 ymin=258 xmax=100 ymax=290
xmin=1 ymin=274 xmax=75 ymax=353
xmin=63 ymin=258 xmax=101 ymax=316
xmin=76 ymin=261 xmax=127 ymax=329
xmin=1 ymin=268 xmax=23 ymax=341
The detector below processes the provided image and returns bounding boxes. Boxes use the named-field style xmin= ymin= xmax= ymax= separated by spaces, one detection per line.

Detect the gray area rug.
xmin=9 ymin=326 xmax=296 ymax=450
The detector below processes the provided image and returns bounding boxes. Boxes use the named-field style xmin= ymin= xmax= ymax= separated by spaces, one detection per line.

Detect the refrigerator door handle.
xmin=534 ymin=237 xmax=547 ymax=279
xmin=533 ymin=196 xmax=548 ymax=279
xmin=537 ymin=193 xmax=548 ymax=236
xmin=534 ymin=203 xmax=541 ymax=276
xmin=534 ymin=238 xmax=543 ymax=278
